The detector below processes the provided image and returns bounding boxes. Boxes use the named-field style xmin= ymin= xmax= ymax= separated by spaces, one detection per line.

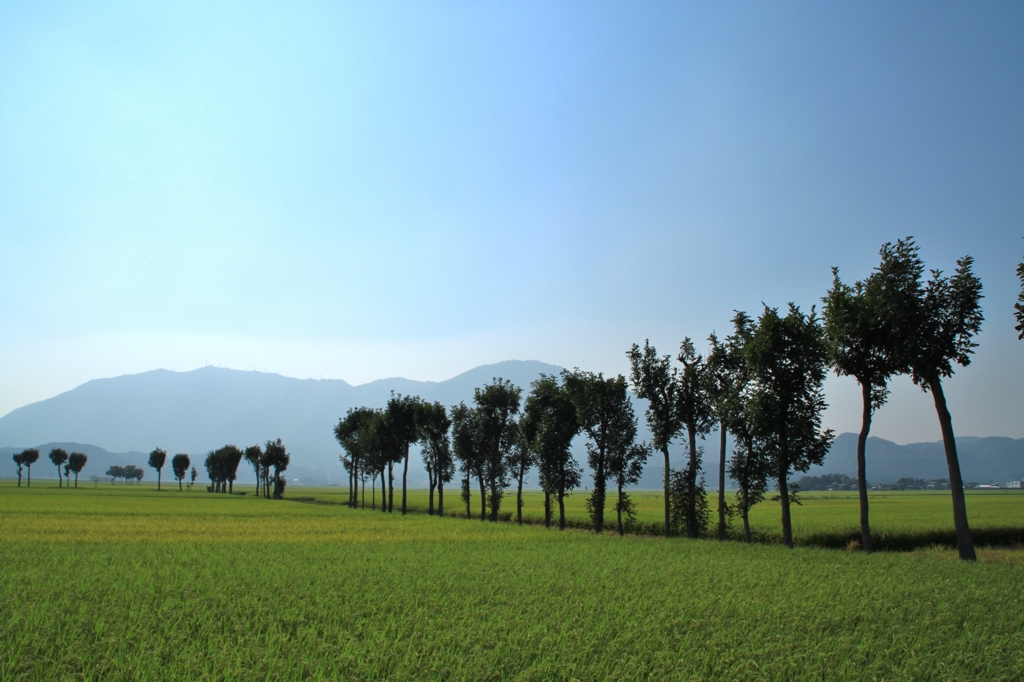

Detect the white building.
xmin=1006 ymin=480 xmax=1022 ymax=489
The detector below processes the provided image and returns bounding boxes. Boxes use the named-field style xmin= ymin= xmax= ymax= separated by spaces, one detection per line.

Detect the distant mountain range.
xmin=2 ymin=364 xmax=1021 ymax=487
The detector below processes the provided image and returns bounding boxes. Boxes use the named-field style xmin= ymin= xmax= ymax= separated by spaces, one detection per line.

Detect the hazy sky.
xmin=2 ymin=2 xmax=1023 ymax=443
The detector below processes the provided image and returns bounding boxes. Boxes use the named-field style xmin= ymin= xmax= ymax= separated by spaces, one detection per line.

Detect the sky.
xmin=1 ymin=2 xmax=1023 ymax=444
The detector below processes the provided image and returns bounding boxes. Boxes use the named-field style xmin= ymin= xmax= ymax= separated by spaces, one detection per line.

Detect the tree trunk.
xmin=17 ymin=469 xmax=21 ymax=487
xmin=178 ymin=477 xmax=182 ymax=492
xmin=403 ymin=444 xmax=411 ymax=512
xmin=387 ymin=462 xmax=394 ymax=513
xmin=544 ymin=491 xmax=551 ymax=528
xmin=558 ymin=488 xmax=566 ymax=530
xmin=372 ymin=477 xmax=376 ymax=511
xmin=27 ymin=465 xmax=31 ymax=487
xmin=778 ymin=460 xmax=793 ymax=548
xmin=617 ymin=481 xmax=624 ymax=536
xmin=438 ymin=479 xmax=444 ymax=517
xmin=516 ymin=463 xmax=525 ymax=525
xmin=742 ymin=499 xmax=751 ymax=544
xmin=57 ymin=464 xmax=62 ymax=488
xmin=75 ymin=472 xmax=79 ymax=488
xmin=428 ymin=477 xmax=436 ymax=516
xmin=380 ymin=470 xmax=386 ymax=512
xmin=157 ymin=470 xmax=161 ymax=491
xmin=929 ymin=377 xmax=976 ymax=561
xmin=661 ymin=445 xmax=670 ymax=538
xmin=464 ymin=476 xmax=471 ymax=519
xmin=228 ymin=478 xmax=233 ymax=494
xmin=687 ymin=425 xmax=698 ymax=539
xmin=856 ymin=380 xmax=875 ymax=553
xmin=718 ymin=424 xmax=727 ymax=541
xmin=594 ymin=446 xmax=605 ymax=534
xmin=478 ymin=475 xmax=487 ymax=522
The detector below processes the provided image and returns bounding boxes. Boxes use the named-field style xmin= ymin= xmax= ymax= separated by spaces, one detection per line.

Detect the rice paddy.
xmin=2 ymin=482 xmax=1023 ymax=680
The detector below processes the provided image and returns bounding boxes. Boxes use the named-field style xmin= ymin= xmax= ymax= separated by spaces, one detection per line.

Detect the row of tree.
xmin=143 ymin=440 xmax=292 ymax=497
xmin=11 ymin=448 xmax=89 ymax=488
xmin=105 ymin=465 xmax=144 ymax=484
xmin=334 ymin=238 xmax=990 ymax=561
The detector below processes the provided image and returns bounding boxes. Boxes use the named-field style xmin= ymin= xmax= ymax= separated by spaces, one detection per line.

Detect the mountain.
xmin=2 ymin=363 xmax=1021 ymax=487
xmin=0 ymin=362 xmax=564 ymax=485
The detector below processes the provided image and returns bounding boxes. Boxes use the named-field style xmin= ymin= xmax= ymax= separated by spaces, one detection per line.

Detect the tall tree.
xmin=67 ymin=452 xmax=88 ymax=488
xmin=608 ymin=442 xmax=650 ymax=535
xmin=21 ymin=449 xmax=39 ymax=487
xmin=244 ymin=445 xmax=263 ymax=497
xmin=627 ymin=341 xmax=682 ymax=538
xmin=509 ymin=411 xmax=538 ymax=525
xmin=527 ymin=375 xmax=581 ymax=530
xmin=148 ymin=448 xmax=167 ymax=491
xmin=1015 ymin=252 xmax=1024 ymax=340
xmin=822 ymin=238 xmax=921 ymax=553
xmin=710 ymin=311 xmax=767 ymax=543
xmin=416 ymin=401 xmax=455 ymax=516
xmin=204 ymin=451 xmax=222 ymax=492
xmin=563 ymin=369 xmax=637 ymax=534
xmin=13 ymin=452 xmax=24 ymax=487
xmin=475 ymin=379 xmax=522 ymax=522
xmin=337 ymin=407 xmax=377 ymax=509
xmin=220 ymin=446 xmax=244 ymax=493
xmin=907 ymin=253 xmax=984 ymax=561
xmin=49 ymin=448 xmax=69 ymax=488
xmin=451 ymin=402 xmax=486 ymax=520
xmin=745 ymin=304 xmax=835 ymax=548
xmin=190 ymin=466 xmax=197 ymax=491
xmin=675 ymin=339 xmax=715 ymax=538
xmin=383 ymin=394 xmax=420 ymax=515
xmin=171 ymin=454 xmax=190 ymax=492
xmin=264 ymin=439 xmax=291 ymax=499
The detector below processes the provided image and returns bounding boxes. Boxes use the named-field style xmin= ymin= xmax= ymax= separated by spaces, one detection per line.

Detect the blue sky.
xmin=2 ymin=2 xmax=1022 ymax=443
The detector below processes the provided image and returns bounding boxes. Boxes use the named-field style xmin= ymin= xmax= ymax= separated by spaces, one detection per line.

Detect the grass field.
xmin=3 ymin=483 xmax=1024 ymax=680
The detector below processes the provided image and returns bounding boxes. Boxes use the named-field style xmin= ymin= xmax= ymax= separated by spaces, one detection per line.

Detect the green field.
xmin=3 ymin=483 xmax=1024 ymax=680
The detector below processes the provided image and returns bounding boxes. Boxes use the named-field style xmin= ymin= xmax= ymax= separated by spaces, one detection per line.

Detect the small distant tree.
xmin=416 ymin=401 xmax=455 ymax=516
xmin=148 ymin=448 xmax=167 ymax=491
xmin=13 ymin=452 xmax=24 ymax=487
xmin=264 ymin=439 xmax=290 ymax=499
xmin=189 ymin=466 xmax=197 ymax=491
xmin=907 ymin=252 xmax=985 ymax=561
xmin=244 ymin=446 xmax=263 ymax=496
xmin=49 ymin=448 xmax=69 ymax=488
xmin=627 ymin=341 xmax=682 ymax=538
xmin=124 ymin=465 xmax=144 ymax=484
xmin=475 ymin=379 xmax=521 ymax=522
xmin=745 ymin=304 xmax=834 ymax=548
xmin=172 ymin=454 xmax=190 ymax=491
xmin=21 ymin=449 xmax=39 ymax=487
xmin=213 ymin=445 xmax=243 ymax=493
xmin=68 ymin=452 xmax=88 ymax=488
xmin=608 ymin=442 xmax=650 ymax=535
xmin=204 ymin=451 xmax=222 ymax=492
xmin=563 ymin=369 xmax=637 ymax=534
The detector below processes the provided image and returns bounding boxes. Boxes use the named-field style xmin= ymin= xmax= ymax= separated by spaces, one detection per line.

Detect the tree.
xmin=527 ymin=375 xmax=581 ymax=530
xmin=822 ymin=238 xmax=921 ymax=553
xmin=49 ymin=448 xmax=69 ymax=488
xmin=68 ymin=452 xmax=88 ymax=488
xmin=744 ymin=304 xmax=835 ymax=548
xmin=204 ymin=451 xmax=223 ymax=492
xmin=474 ymin=379 xmax=522 ymax=522
xmin=1015 ymin=253 xmax=1024 ymax=339
xmin=675 ymin=338 xmax=715 ymax=538
xmin=264 ymin=439 xmax=290 ymax=499
xmin=148 ymin=448 xmax=167 ymax=491
xmin=172 ymin=454 xmax=190 ymax=491
xmin=244 ymin=446 xmax=263 ymax=497
xmin=627 ymin=341 xmax=682 ymax=538
xmin=337 ymin=407 xmax=379 ymax=509
xmin=563 ymin=369 xmax=637 ymax=534
xmin=451 ymin=402 xmax=486 ymax=520
xmin=123 ymin=465 xmax=144 ymax=484
xmin=509 ymin=411 xmax=538 ymax=525
xmin=608 ymin=442 xmax=650 ymax=535
xmin=217 ymin=446 xmax=244 ymax=493
xmin=711 ymin=311 xmax=769 ymax=543
xmin=13 ymin=452 xmax=24 ymax=487
xmin=907 ymin=252 xmax=984 ymax=561
xmin=189 ymin=466 xmax=197 ymax=491
xmin=20 ymin=449 xmax=39 ymax=487
xmin=416 ymin=401 xmax=455 ymax=516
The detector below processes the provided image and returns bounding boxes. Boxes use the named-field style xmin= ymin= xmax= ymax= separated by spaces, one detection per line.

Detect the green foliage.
xmin=49 ymin=448 xmax=69 ymax=487
xmin=67 ymin=452 xmax=88 ymax=488
xmin=524 ymin=374 xmax=581 ymax=530
xmin=171 ymin=454 xmax=190 ymax=491
xmin=669 ymin=463 xmax=710 ymax=538
xmin=473 ymin=379 xmax=522 ymax=521
xmin=147 ymin=448 xmax=167 ymax=490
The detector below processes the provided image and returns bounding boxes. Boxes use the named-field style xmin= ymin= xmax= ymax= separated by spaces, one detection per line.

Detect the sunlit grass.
xmin=2 ymin=483 xmax=1023 ymax=680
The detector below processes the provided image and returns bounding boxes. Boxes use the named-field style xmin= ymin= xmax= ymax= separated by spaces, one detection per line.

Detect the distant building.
xmin=977 ymin=484 xmax=1001 ymax=490
xmin=1006 ymin=480 xmax=1022 ymax=490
